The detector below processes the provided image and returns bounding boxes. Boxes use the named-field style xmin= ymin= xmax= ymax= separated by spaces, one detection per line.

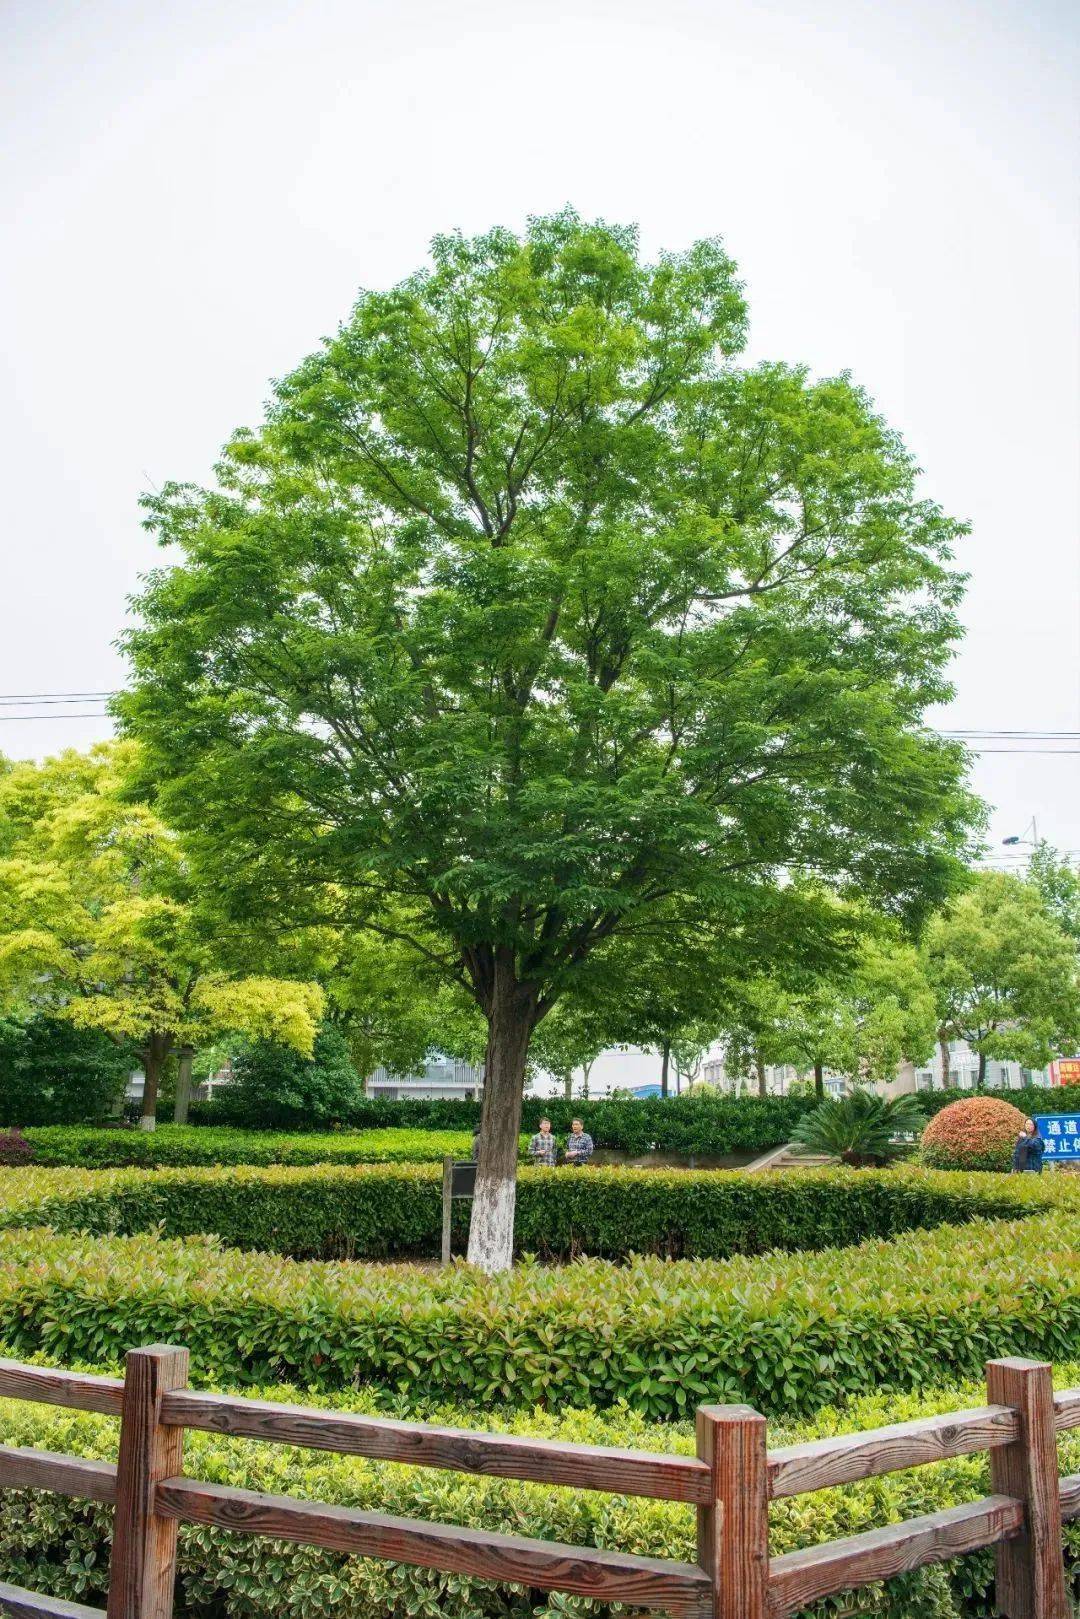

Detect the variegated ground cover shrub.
xmin=0 ymin=1358 xmax=1077 ymax=1619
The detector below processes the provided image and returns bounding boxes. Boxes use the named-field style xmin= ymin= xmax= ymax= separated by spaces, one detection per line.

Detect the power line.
xmin=0 ymin=695 xmax=1078 ymax=749
xmin=0 ymin=699 xmax=119 ymax=709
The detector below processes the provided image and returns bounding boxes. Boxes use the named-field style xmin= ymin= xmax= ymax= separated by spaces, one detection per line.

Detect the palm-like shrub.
xmin=791 ymin=1090 xmax=926 ymax=1167
xmin=920 ymin=1095 xmax=1027 ymax=1172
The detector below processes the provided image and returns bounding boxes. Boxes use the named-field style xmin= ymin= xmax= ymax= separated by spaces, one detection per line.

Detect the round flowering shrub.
xmin=920 ymin=1095 xmax=1027 ymax=1172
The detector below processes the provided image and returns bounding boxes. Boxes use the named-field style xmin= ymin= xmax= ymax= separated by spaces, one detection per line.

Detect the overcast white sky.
xmin=1 ymin=0 xmax=1077 ymax=1086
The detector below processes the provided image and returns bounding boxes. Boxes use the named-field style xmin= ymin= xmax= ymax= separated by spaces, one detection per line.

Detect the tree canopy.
xmin=0 ymin=743 xmax=323 ymax=1128
xmin=1027 ymin=843 xmax=1080 ymax=947
xmin=719 ymin=923 xmax=936 ymax=1094
xmin=922 ymin=871 xmax=1080 ymax=1081
xmin=121 ymin=210 xmax=976 ymax=1266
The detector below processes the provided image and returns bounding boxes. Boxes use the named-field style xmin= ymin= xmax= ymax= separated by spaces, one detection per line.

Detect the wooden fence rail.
xmin=0 ymin=1349 xmax=1077 ymax=1619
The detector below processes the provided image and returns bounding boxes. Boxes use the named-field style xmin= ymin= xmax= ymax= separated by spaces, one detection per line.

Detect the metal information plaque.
xmin=441 ymin=1156 xmax=476 ymax=1263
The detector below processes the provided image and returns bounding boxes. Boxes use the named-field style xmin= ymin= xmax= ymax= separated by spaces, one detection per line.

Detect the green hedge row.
xmin=4 ymin=1359 xmax=1078 ymax=1619
xmin=0 ymin=1163 xmax=1057 ymax=1262
xmin=0 ymin=1199 xmax=1077 ymax=1417
xmin=186 ymin=1083 xmax=1080 ymax=1150
xmin=2 ymin=1362 xmax=1078 ymax=1619
xmin=22 ymin=1124 xmax=479 ymax=1169
xmin=190 ymin=1089 xmax=814 ymax=1149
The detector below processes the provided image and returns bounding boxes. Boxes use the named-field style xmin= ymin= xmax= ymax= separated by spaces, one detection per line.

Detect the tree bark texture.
xmin=813 ymin=1061 xmax=824 ymax=1099
xmin=138 ymin=1034 xmax=171 ymax=1132
xmin=660 ymin=1040 xmax=670 ymax=1099
xmin=466 ymin=955 xmax=540 ymax=1275
xmin=172 ymin=1046 xmax=195 ymax=1126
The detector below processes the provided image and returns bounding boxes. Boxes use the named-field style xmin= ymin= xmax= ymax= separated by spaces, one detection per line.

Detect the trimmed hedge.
xmin=185 ymin=1082 xmax=1080 ymax=1152
xmin=0 ymin=1162 xmax=1061 ymax=1261
xmin=921 ymin=1080 xmax=1080 ymax=1116
xmin=191 ymin=1090 xmax=814 ymax=1150
xmin=3 ymin=1360 xmax=1079 ymax=1619
xmin=23 ymin=1124 xmax=478 ymax=1169
xmin=1 ymin=1362 xmax=1078 ymax=1619
xmin=0 ymin=1201 xmax=1077 ymax=1417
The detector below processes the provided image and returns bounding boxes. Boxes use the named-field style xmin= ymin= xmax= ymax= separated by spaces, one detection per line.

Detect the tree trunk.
xmin=813 ymin=1061 xmax=824 ymax=1099
xmin=138 ymin=1034 xmax=171 ymax=1131
xmin=977 ymin=1049 xmax=987 ymax=1086
xmin=756 ymin=1051 xmax=767 ymax=1098
xmin=466 ymin=961 xmax=539 ymax=1275
xmin=581 ymin=1057 xmax=594 ymax=1100
xmin=660 ymin=1040 xmax=670 ymax=1099
xmin=563 ymin=1068 xmax=573 ymax=1102
xmin=172 ymin=1046 xmax=195 ymax=1125
xmin=938 ymin=1033 xmax=951 ymax=1091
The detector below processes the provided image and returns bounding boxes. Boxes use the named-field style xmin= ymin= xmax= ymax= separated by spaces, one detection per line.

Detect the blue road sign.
xmin=1035 ymin=1115 xmax=1080 ymax=1161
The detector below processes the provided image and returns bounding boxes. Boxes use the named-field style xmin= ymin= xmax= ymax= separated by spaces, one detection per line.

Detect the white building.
xmin=126 ymin=1053 xmax=484 ymax=1108
xmin=908 ymin=1042 xmax=1052 ymax=1094
xmin=366 ymin=1054 xmax=483 ymax=1101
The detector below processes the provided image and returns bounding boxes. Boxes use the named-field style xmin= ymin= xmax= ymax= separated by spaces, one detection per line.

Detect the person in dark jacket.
xmin=1011 ymin=1118 xmax=1045 ymax=1173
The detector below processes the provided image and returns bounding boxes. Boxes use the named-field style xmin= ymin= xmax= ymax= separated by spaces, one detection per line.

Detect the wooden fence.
xmin=0 ymin=1348 xmax=1077 ymax=1619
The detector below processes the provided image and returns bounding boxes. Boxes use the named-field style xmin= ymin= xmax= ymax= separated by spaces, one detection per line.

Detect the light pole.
xmin=1002 ymin=816 xmax=1039 ymax=849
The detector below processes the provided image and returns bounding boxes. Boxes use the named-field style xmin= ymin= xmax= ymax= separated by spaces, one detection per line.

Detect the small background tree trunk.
xmin=581 ymin=1057 xmax=594 ymax=1100
xmin=813 ymin=1061 xmax=824 ymax=1099
xmin=172 ymin=1046 xmax=195 ymax=1125
xmin=756 ymin=1051 xmax=767 ymax=1098
xmin=939 ymin=1033 xmax=951 ymax=1090
xmin=138 ymin=1034 xmax=171 ymax=1132
xmin=660 ymin=1040 xmax=670 ymax=1098
xmin=466 ymin=958 xmax=539 ymax=1275
xmin=563 ymin=1068 xmax=573 ymax=1102
xmin=977 ymin=1049 xmax=987 ymax=1085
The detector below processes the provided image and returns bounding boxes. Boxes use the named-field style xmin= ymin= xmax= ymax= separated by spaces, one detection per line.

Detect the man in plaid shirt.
xmin=565 ymin=1118 xmax=594 ymax=1165
xmin=527 ymin=1117 xmax=558 ymax=1166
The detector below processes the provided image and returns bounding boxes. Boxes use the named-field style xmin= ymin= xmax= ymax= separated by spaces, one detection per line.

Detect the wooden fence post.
xmin=985 ymin=1356 xmax=1068 ymax=1619
xmin=107 ymin=1345 xmax=189 ymax=1619
xmin=696 ymin=1404 xmax=769 ymax=1619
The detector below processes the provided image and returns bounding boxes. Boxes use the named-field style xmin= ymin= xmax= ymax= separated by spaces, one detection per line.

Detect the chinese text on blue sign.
xmin=1035 ymin=1116 xmax=1080 ymax=1161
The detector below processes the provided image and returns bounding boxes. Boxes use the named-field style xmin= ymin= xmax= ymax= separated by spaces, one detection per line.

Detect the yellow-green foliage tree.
xmin=0 ymin=743 xmax=322 ymax=1128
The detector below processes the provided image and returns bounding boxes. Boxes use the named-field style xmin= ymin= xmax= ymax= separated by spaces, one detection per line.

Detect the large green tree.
xmin=122 ymin=212 xmax=975 ymax=1269
xmin=1027 ymin=843 xmax=1080 ymax=947
xmin=0 ymin=744 xmax=323 ymax=1129
xmin=322 ymin=926 xmax=485 ymax=1086
xmin=922 ymin=871 xmax=1080 ymax=1082
xmin=527 ymin=996 xmax=610 ymax=1100
xmin=719 ymin=928 xmax=935 ymax=1096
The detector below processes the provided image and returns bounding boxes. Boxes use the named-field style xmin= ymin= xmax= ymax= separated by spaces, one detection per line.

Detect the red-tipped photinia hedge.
xmin=921 ymin=1096 xmax=1028 ymax=1172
